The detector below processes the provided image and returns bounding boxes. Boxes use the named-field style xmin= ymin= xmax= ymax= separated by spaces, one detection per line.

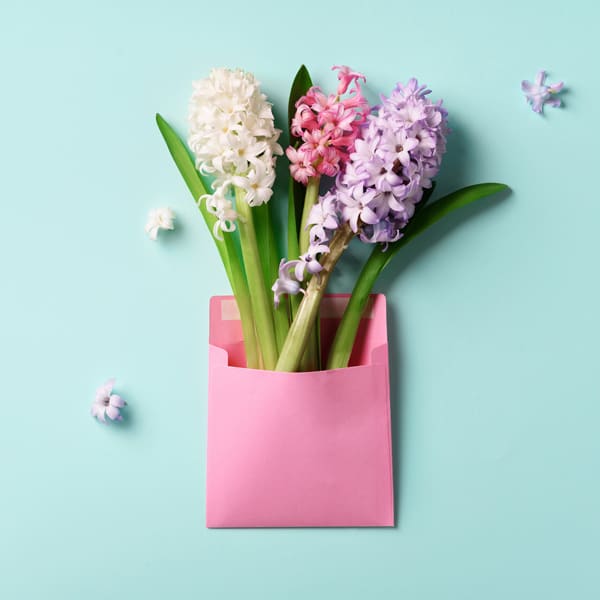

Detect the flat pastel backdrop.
xmin=1 ymin=1 xmax=598 ymax=598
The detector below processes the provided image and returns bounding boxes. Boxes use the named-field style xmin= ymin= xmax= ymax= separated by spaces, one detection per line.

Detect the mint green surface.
xmin=1 ymin=1 xmax=598 ymax=598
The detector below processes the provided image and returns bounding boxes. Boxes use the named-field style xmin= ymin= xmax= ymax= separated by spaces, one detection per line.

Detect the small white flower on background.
xmin=145 ymin=207 xmax=175 ymax=240
xmin=91 ymin=378 xmax=126 ymax=423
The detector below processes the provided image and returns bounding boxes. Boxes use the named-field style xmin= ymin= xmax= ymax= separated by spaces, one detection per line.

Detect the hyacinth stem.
xmin=234 ymin=273 xmax=262 ymax=370
xmin=276 ymin=223 xmax=354 ymax=372
xmin=287 ymin=179 xmax=302 ymax=322
xmin=267 ymin=216 xmax=290 ymax=353
xmin=299 ymin=176 xmax=320 ymax=254
xmin=254 ymin=203 xmax=289 ymax=353
xmin=235 ymin=187 xmax=279 ymax=370
xmin=297 ymin=175 xmax=321 ymax=370
xmin=326 ymin=244 xmax=387 ymax=369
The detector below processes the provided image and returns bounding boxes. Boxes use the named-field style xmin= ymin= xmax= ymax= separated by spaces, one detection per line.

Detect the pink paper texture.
xmin=206 ymin=294 xmax=394 ymax=528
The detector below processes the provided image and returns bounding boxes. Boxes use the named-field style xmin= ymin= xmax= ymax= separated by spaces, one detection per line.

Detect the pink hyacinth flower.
xmin=286 ymin=65 xmax=370 ymax=185
xmin=332 ymin=65 xmax=366 ymax=95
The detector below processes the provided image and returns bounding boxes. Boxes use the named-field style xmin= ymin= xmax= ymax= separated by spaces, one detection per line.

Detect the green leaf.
xmin=381 ymin=182 xmax=509 ymax=269
xmin=156 ymin=114 xmax=209 ymax=209
xmin=326 ymin=181 xmax=508 ymax=369
xmin=155 ymin=113 xmax=237 ymax=289
xmin=288 ymin=64 xmax=312 ymax=130
xmin=253 ymin=203 xmax=275 ymax=294
xmin=253 ymin=199 xmax=290 ymax=352
xmin=288 ymin=65 xmax=313 ymax=239
xmin=287 ymin=179 xmax=300 ymax=259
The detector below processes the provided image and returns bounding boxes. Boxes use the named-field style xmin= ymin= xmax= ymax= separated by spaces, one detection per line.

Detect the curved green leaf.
xmin=155 ymin=113 xmax=234 ymax=287
xmin=287 ymin=65 xmax=313 ymax=245
xmin=381 ymin=182 xmax=509 ymax=269
xmin=156 ymin=113 xmax=262 ymax=367
xmin=326 ymin=181 xmax=509 ymax=369
xmin=288 ymin=65 xmax=312 ymax=130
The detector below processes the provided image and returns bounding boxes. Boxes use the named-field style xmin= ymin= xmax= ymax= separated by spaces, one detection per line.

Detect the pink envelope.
xmin=206 ymin=294 xmax=394 ymax=528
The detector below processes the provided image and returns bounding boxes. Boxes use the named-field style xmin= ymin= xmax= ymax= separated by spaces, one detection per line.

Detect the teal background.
xmin=1 ymin=0 xmax=598 ymax=598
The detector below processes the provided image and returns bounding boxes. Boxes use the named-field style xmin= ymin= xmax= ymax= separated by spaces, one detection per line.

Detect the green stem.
xmin=273 ymin=298 xmax=290 ymax=353
xmin=225 ymin=237 xmax=261 ymax=369
xmin=298 ymin=176 xmax=321 ymax=369
xmin=254 ymin=203 xmax=290 ymax=353
xmin=326 ymin=244 xmax=387 ymax=370
xmin=276 ymin=224 xmax=354 ymax=372
xmin=266 ymin=208 xmax=290 ymax=353
xmin=299 ymin=176 xmax=320 ymax=254
xmin=287 ymin=179 xmax=301 ymax=322
xmin=289 ymin=293 xmax=301 ymax=321
xmin=235 ymin=187 xmax=279 ymax=370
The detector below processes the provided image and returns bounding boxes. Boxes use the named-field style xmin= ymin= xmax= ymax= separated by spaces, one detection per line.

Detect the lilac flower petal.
xmin=95 ymin=378 xmax=115 ymax=401
xmin=522 ymin=70 xmax=564 ymax=114
xmin=92 ymin=378 xmax=125 ymax=424
xmin=305 ymin=260 xmax=323 ymax=275
xmin=106 ymin=405 xmax=121 ymax=420
xmin=294 ymin=261 xmax=306 ymax=282
xmin=548 ymin=81 xmax=564 ymax=93
xmin=109 ymin=394 xmax=125 ymax=408
xmin=272 ymin=259 xmax=304 ymax=306
xmin=535 ymin=70 xmax=546 ymax=86
xmin=360 ymin=206 xmax=380 ymax=225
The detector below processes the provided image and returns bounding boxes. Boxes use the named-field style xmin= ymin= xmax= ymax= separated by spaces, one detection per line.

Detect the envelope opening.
xmin=209 ymin=294 xmax=387 ymax=369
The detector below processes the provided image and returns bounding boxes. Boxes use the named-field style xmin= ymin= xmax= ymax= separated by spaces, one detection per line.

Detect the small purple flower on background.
xmin=91 ymin=378 xmax=126 ymax=423
xmin=521 ymin=71 xmax=564 ymax=114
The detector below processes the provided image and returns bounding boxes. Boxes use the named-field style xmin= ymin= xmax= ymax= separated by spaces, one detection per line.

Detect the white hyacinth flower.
xmin=188 ymin=68 xmax=282 ymax=237
xmin=201 ymin=186 xmax=238 ymax=239
xmin=145 ymin=207 xmax=175 ymax=240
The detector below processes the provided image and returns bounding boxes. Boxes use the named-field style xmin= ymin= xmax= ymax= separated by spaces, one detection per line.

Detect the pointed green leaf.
xmin=326 ymin=181 xmax=509 ymax=369
xmin=253 ymin=199 xmax=290 ymax=352
xmin=156 ymin=114 xmax=209 ymax=209
xmin=288 ymin=65 xmax=313 ymax=239
xmin=381 ymin=182 xmax=508 ymax=269
xmin=288 ymin=64 xmax=312 ymax=130
xmin=253 ymin=203 xmax=275 ymax=293
xmin=287 ymin=179 xmax=300 ymax=259
xmin=155 ymin=113 xmax=237 ymax=289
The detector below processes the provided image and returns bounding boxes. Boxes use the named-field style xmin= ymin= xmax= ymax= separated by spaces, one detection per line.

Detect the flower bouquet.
xmin=157 ymin=65 xmax=507 ymax=527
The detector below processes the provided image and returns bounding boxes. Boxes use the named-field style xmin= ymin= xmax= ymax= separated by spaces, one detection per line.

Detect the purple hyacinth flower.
xmin=271 ymin=77 xmax=449 ymax=307
xmin=272 ymin=259 xmax=305 ymax=307
xmin=91 ymin=378 xmax=126 ymax=423
xmin=521 ymin=70 xmax=564 ymax=114
xmin=307 ymin=192 xmax=339 ymax=244
xmin=359 ymin=220 xmax=402 ymax=245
